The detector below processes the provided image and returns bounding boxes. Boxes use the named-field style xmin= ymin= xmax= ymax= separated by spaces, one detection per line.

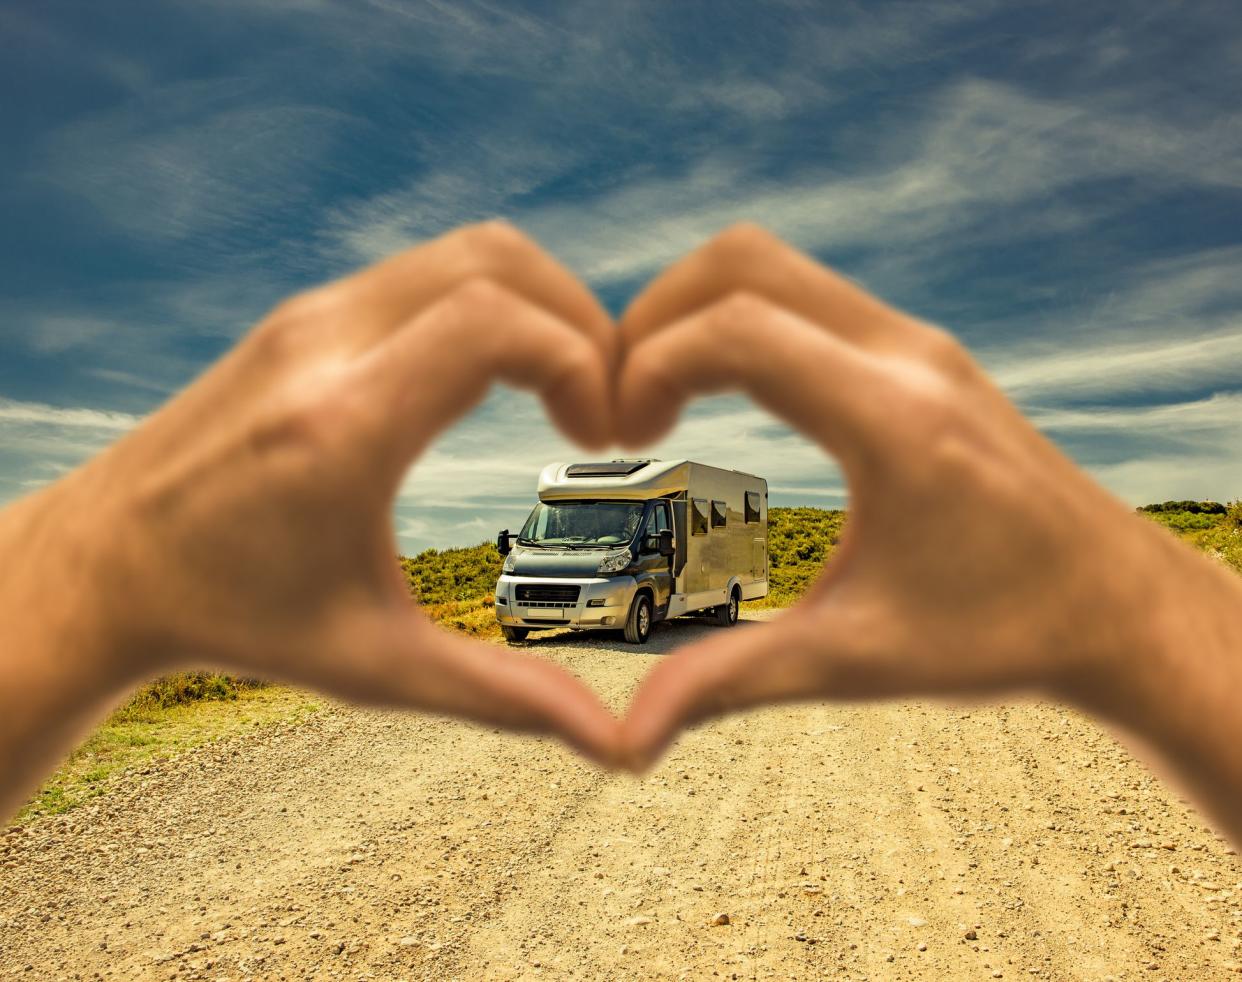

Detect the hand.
xmin=615 ymin=224 xmax=1200 ymax=769
xmin=1 ymin=221 xmax=624 ymax=818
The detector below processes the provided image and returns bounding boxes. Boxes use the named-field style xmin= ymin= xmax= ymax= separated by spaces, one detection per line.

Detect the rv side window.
xmin=641 ymin=501 xmax=672 ymax=552
xmin=691 ymin=498 xmax=709 ymax=535
xmin=710 ymin=500 xmax=727 ymax=528
xmin=745 ymin=491 xmax=761 ymax=524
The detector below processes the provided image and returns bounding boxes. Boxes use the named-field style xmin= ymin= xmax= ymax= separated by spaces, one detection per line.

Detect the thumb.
xmin=620 ymin=605 xmax=846 ymax=771
xmin=349 ymin=608 xmax=624 ymax=768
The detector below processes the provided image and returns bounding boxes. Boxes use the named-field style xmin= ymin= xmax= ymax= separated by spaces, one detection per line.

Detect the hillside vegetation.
xmin=22 ymin=502 xmax=1238 ymax=823
xmin=1139 ymin=499 xmax=1242 ymax=571
xmin=404 ymin=502 xmax=1242 ymax=638
xmin=400 ymin=546 xmax=505 ymax=637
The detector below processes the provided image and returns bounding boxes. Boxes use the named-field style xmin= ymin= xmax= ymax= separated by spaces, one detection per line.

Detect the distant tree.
xmin=1137 ymin=500 xmax=1226 ymax=515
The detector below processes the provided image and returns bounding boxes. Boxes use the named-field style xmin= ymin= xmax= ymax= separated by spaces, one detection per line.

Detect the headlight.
xmin=596 ymin=548 xmax=631 ymax=574
xmin=503 ymin=549 xmax=519 ymax=573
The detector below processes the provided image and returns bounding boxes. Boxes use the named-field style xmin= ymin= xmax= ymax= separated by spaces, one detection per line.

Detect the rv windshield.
xmin=518 ymin=501 xmax=645 ymax=548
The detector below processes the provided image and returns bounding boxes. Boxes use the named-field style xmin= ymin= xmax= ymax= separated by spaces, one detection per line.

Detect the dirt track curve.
xmin=3 ymin=610 xmax=1241 ymax=981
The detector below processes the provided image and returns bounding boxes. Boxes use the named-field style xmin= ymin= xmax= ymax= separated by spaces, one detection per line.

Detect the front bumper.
xmin=494 ymin=574 xmax=638 ymax=630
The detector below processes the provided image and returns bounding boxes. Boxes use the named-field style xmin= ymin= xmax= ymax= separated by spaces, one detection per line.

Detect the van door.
xmin=636 ymin=500 xmax=674 ymax=616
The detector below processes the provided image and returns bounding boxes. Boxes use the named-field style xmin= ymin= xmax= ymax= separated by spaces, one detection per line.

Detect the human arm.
xmin=0 ymin=221 xmax=623 ymax=821
xmin=614 ymin=223 xmax=1242 ymax=846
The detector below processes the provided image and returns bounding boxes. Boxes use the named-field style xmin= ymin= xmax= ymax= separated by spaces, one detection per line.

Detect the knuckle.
xmin=706 ymin=290 xmax=765 ymax=340
xmin=705 ymin=222 xmax=777 ymax=268
xmin=440 ymin=277 xmax=531 ymax=367
xmin=555 ymin=336 xmax=598 ymax=379
xmin=625 ymin=339 xmax=675 ymax=390
xmin=249 ymin=376 xmax=355 ymax=463
xmin=450 ymin=274 xmax=508 ymax=313
xmin=884 ymin=367 xmax=985 ymax=479
xmin=267 ymin=284 xmax=341 ymax=328
xmin=917 ymin=323 xmax=978 ymax=381
xmin=456 ymin=219 xmax=531 ymax=263
xmin=254 ymin=286 xmax=343 ymax=364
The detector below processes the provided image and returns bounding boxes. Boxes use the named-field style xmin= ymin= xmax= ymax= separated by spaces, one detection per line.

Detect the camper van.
xmin=494 ymin=459 xmax=768 ymax=644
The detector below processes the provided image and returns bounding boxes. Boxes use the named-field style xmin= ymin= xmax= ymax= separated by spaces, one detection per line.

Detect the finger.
xmin=620 ymin=606 xmax=839 ymax=771
xmin=357 ymin=610 xmax=622 ymax=768
xmin=353 ymin=277 xmax=613 ymax=468
xmin=615 ymin=290 xmax=899 ymax=465
xmin=619 ymin=223 xmax=924 ymax=354
xmin=333 ymin=220 xmax=617 ymax=362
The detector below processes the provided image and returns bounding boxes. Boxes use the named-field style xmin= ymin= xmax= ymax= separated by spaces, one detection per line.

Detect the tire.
xmin=501 ymin=625 xmax=529 ymax=643
xmin=714 ymin=587 xmax=740 ymax=627
xmin=623 ymin=593 xmax=654 ymax=644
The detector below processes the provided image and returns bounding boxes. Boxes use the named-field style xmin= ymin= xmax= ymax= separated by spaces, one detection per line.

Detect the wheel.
xmin=501 ymin=625 xmax=529 ymax=643
xmin=714 ymin=587 xmax=740 ymax=627
xmin=623 ymin=593 xmax=653 ymax=644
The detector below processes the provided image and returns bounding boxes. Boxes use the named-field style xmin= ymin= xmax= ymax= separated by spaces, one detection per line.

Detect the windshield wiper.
xmin=519 ymin=539 xmax=623 ymax=550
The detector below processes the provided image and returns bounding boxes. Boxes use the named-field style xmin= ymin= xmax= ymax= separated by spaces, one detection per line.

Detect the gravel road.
xmin=3 ymin=610 xmax=1241 ymax=981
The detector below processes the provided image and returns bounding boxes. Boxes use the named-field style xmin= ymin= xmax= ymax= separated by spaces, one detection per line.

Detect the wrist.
xmin=1057 ymin=516 xmax=1242 ymax=735
xmin=0 ymin=473 xmax=157 ymax=820
xmin=0 ymin=467 xmax=145 ymax=690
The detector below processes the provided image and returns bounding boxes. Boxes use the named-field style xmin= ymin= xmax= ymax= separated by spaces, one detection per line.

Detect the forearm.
xmin=1069 ymin=527 xmax=1242 ymax=847
xmin=0 ymin=475 xmax=141 ymax=821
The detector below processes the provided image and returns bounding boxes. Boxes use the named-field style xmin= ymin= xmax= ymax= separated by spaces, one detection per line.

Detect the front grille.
xmin=515 ymin=584 xmax=581 ymax=605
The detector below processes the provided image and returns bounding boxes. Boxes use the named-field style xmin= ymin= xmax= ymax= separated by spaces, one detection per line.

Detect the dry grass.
xmin=17 ymin=686 xmax=320 ymax=823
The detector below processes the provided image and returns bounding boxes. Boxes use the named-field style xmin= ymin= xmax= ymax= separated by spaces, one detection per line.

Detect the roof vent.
xmin=565 ymin=460 xmax=652 ymax=478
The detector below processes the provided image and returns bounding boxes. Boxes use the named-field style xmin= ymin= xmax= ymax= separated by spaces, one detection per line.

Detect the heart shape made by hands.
xmin=90 ymin=220 xmax=1154 ymax=776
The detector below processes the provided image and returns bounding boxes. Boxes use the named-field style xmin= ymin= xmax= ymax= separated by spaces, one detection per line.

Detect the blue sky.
xmin=2 ymin=0 xmax=1241 ymax=554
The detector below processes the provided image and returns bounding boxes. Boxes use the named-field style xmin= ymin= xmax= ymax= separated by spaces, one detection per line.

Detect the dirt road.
xmin=3 ymin=611 xmax=1240 ymax=981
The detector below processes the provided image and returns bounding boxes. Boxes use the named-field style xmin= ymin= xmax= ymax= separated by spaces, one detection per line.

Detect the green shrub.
xmin=1146 ymin=510 xmax=1222 ymax=533
xmin=401 ymin=543 xmax=502 ymax=605
xmin=764 ymin=507 xmax=847 ymax=605
xmin=1138 ymin=504 xmax=1241 ymax=576
xmin=1137 ymin=500 xmax=1226 ymax=515
xmin=115 ymin=672 xmax=265 ymax=722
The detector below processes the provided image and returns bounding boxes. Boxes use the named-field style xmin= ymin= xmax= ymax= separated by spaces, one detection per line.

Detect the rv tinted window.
xmin=640 ymin=501 xmax=672 ymax=552
xmin=518 ymin=500 xmax=645 ymax=546
xmin=745 ymin=491 xmax=761 ymax=524
xmin=645 ymin=501 xmax=671 ymax=536
xmin=691 ymin=498 xmax=709 ymax=535
xmin=710 ymin=500 xmax=727 ymax=528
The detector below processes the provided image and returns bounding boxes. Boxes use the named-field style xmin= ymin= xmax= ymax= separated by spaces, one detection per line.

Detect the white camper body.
xmin=494 ymin=459 xmax=768 ymax=643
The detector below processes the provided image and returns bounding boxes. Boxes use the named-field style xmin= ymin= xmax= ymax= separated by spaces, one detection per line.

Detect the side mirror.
xmin=657 ymin=528 xmax=675 ymax=557
xmin=496 ymin=529 xmax=511 ymax=556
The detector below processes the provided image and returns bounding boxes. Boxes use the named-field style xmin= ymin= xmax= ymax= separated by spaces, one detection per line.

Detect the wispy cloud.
xmin=990 ymin=327 xmax=1242 ymax=402
xmin=36 ymin=81 xmax=352 ymax=249
xmin=323 ymin=78 xmax=1242 ymax=289
xmin=1030 ymin=392 xmax=1242 ymax=434
xmin=5 ymin=1 xmax=1240 ymax=548
xmin=0 ymin=398 xmax=139 ymax=431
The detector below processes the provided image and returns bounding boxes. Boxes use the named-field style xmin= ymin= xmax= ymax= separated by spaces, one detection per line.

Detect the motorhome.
xmin=494 ymin=459 xmax=768 ymax=644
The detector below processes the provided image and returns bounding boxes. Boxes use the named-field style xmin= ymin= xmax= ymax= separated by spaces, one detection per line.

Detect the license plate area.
xmin=518 ymin=607 xmax=564 ymax=619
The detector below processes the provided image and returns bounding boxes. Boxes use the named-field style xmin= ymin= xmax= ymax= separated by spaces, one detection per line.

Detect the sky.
xmin=2 ymin=0 xmax=1241 ymax=555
